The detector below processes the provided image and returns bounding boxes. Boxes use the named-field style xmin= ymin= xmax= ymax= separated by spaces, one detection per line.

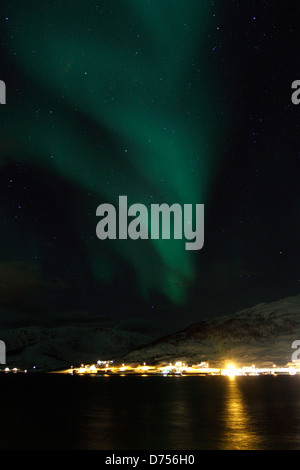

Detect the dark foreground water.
xmin=1 ymin=374 xmax=300 ymax=450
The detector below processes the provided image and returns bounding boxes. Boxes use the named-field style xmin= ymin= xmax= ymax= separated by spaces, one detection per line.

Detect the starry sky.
xmin=0 ymin=1 xmax=299 ymax=336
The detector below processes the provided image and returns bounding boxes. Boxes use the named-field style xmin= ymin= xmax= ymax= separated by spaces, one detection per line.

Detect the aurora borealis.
xmin=0 ymin=1 xmax=299 ymax=334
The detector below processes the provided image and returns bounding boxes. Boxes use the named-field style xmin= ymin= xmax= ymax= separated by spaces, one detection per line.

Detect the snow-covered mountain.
xmin=1 ymin=295 xmax=300 ymax=371
xmin=122 ymin=295 xmax=300 ymax=368
xmin=0 ymin=325 xmax=152 ymax=371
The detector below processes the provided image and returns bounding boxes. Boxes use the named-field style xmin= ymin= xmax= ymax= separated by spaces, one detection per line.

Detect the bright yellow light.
xmin=225 ymin=364 xmax=237 ymax=377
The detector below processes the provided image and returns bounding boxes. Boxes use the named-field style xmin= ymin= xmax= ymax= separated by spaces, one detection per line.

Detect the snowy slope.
xmin=122 ymin=295 xmax=300 ymax=368
xmin=0 ymin=325 xmax=152 ymax=371
xmin=1 ymin=295 xmax=300 ymax=371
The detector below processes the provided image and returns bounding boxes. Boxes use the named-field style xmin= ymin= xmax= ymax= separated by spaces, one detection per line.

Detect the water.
xmin=1 ymin=374 xmax=300 ymax=450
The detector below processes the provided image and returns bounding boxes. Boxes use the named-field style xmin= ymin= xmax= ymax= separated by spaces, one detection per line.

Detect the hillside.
xmin=0 ymin=325 xmax=152 ymax=371
xmin=1 ymin=295 xmax=300 ymax=371
xmin=122 ymin=295 xmax=300 ymax=368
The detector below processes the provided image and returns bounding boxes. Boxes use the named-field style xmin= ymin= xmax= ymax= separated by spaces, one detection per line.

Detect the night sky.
xmin=0 ymin=1 xmax=299 ymax=336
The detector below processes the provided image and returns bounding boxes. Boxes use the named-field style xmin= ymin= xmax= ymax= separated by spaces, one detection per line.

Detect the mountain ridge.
xmin=1 ymin=294 xmax=299 ymax=371
xmin=121 ymin=294 xmax=300 ymax=367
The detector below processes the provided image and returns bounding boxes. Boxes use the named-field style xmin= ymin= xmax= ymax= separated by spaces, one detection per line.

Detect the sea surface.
xmin=1 ymin=373 xmax=300 ymax=450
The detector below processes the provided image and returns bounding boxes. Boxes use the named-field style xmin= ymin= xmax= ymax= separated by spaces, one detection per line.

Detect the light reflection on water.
xmin=221 ymin=376 xmax=263 ymax=449
xmin=1 ymin=374 xmax=300 ymax=449
xmin=78 ymin=375 xmax=300 ymax=450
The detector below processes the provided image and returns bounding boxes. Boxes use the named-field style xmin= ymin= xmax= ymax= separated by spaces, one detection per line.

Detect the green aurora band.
xmin=1 ymin=1 xmax=223 ymax=304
